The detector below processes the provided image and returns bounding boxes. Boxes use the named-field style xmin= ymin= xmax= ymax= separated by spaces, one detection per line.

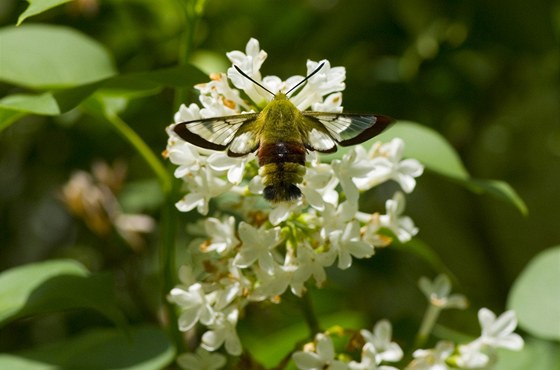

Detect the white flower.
xmin=300 ymin=159 xmax=338 ymax=210
xmin=290 ymin=59 xmax=346 ymax=111
xmin=379 ymin=192 xmax=418 ymax=242
xmin=358 ymin=213 xmax=392 ymax=248
xmin=456 ymin=308 xmax=524 ymax=368
xmin=168 ymin=283 xmax=214 ymax=331
xmin=349 ymin=345 xmax=400 ymax=370
xmin=320 ymin=201 xmax=357 ymax=240
xmin=292 ymin=333 xmax=349 ymax=370
xmin=176 ymin=168 xmax=233 ymax=215
xmin=249 ymin=263 xmax=300 ymax=301
xmin=203 ymin=216 xmax=239 ymax=255
xmin=312 ymin=92 xmax=344 ymax=113
xmin=407 ymin=341 xmax=454 ymax=370
xmin=167 ymin=139 xmax=207 ymax=178
xmin=332 ymin=147 xmax=375 ymax=204
xmin=201 ymin=308 xmax=242 ymax=356
xmin=269 ymin=200 xmax=304 ymax=226
xmin=477 ymin=308 xmax=523 ymax=350
xmin=195 ymin=73 xmax=250 ymax=113
xmin=174 ymin=102 xmax=202 ymax=122
xmin=290 ymin=243 xmax=334 ymax=295
xmin=355 ymin=138 xmax=423 ymax=193
xmin=199 ymin=92 xmax=240 ymax=117
xmin=455 ymin=342 xmax=489 ymax=368
xmin=227 ymin=38 xmax=270 ymax=105
xmin=360 ymin=320 xmax=403 ymax=363
xmin=330 ymin=220 xmax=374 ymax=269
xmin=233 ymin=222 xmax=283 ymax=273
xmin=418 ymin=275 xmax=468 ymax=309
xmin=208 ymin=152 xmax=252 ymax=184
xmin=177 ymin=347 xmax=226 ymax=370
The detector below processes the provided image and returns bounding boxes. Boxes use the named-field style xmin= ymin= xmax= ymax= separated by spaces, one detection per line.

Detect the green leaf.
xmin=0 ymin=260 xmax=87 ymax=323
xmin=0 ymin=260 xmax=126 ymax=329
xmin=0 ymin=64 xmax=207 ymax=133
xmin=0 ymin=24 xmax=116 ymax=89
xmin=465 ymin=178 xmax=528 ymax=216
xmin=17 ymin=0 xmax=73 ymax=26
xmin=0 ymin=325 xmax=175 ymax=370
xmin=508 ymin=246 xmax=560 ymax=340
xmin=493 ymin=337 xmax=560 ymax=370
xmin=0 ymin=93 xmax=61 ymax=116
xmin=0 ymin=110 xmax=25 ymax=131
xmin=99 ymin=65 xmax=208 ymax=97
xmin=376 ymin=121 xmax=469 ymax=179
xmin=376 ymin=121 xmax=527 ymax=214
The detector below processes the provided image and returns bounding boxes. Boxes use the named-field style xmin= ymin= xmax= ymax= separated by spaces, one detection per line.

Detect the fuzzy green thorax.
xmin=257 ymin=93 xmax=306 ymax=144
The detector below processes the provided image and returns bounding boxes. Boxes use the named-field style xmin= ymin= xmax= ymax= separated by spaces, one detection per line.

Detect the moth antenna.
xmin=234 ymin=65 xmax=275 ymax=97
xmin=285 ymin=61 xmax=325 ymax=96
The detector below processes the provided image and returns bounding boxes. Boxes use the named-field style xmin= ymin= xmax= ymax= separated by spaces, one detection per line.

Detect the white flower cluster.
xmin=293 ymin=275 xmax=523 ymax=370
xmin=165 ymin=39 xmax=424 ymax=363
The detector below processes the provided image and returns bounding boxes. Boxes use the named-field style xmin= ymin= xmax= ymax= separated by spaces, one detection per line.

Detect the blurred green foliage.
xmin=0 ymin=0 xmax=558 ymax=367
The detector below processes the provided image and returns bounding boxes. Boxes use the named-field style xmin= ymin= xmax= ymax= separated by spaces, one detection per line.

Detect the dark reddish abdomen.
xmin=258 ymin=142 xmax=307 ymax=202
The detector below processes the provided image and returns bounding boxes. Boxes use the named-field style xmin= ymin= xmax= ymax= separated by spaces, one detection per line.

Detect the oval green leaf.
xmin=376 ymin=121 xmax=470 ymax=179
xmin=493 ymin=338 xmax=560 ymax=370
xmin=17 ymin=0 xmax=73 ymax=26
xmin=0 ymin=260 xmax=126 ymax=329
xmin=0 ymin=24 xmax=116 ymax=89
xmin=0 ymin=326 xmax=175 ymax=370
xmin=375 ymin=122 xmax=527 ymax=214
xmin=0 ymin=259 xmax=87 ymax=324
xmin=0 ymin=93 xmax=60 ymax=116
xmin=508 ymin=246 xmax=560 ymax=340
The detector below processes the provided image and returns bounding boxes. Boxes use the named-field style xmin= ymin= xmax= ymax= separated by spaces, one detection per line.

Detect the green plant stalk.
xmin=415 ymin=304 xmax=441 ymax=348
xmin=174 ymin=0 xmax=205 ymax=110
xmin=103 ymin=112 xmax=183 ymax=351
xmin=299 ymin=292 xmax=321 ymax=336
xmin=160 ymin=178 xmax=184 ymax=353
xmin=104 ymin=112 xmax=172 ymax=193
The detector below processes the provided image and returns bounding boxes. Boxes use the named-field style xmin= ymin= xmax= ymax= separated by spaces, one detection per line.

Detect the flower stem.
xmin=102 ymin=111 xmax=183 ymax=351
xmin=415 ymin=304 xmax=441 ymax=348
xmin=104 ymin=112 xmax=172 ymax=193
xmin=174 ymin=0 xmax=205 ymax=110
xmin=299 ymin=292 xmax=321 ymax=336
xmin=160 ymin=178 xmax=184 ymax=353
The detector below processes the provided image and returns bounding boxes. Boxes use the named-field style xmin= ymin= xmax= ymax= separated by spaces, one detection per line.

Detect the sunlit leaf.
xmin=376 ymin=121 xmax=470 ymax=179
xmin=493 ymin=337 xmax=560 ymax=370
xmin=0 ymin=260 xmax=126 ymax=329
xmin=0 ymin=24 xmax=116 ymax=89
xmin=0 ymin=110 xmax=25 ymax=131
xmin=376 ymin=121 xmax=527 ymax=214
xmin=508 ymin=246 xmax=560 ymax=340
xmin=0 ymin=93 xmax=60 ymax=116
xmin=466 ymin=178 xmax=528 ymax=216
xmin=0 ymin=260 xmax=86 ymax=324
xmin=0 ymin=64 xmax=207 ymax=132
xmin=17 ymin=0 xmax=73 ymax=26
xmin=0 ymin=325 xmax=175 ymax=370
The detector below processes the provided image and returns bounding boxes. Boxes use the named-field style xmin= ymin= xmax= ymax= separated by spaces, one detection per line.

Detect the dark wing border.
xmin=303 ymin=112 xmax=394 ymax=146
xmin=173 ymin=113 xmax=259 ymax=151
